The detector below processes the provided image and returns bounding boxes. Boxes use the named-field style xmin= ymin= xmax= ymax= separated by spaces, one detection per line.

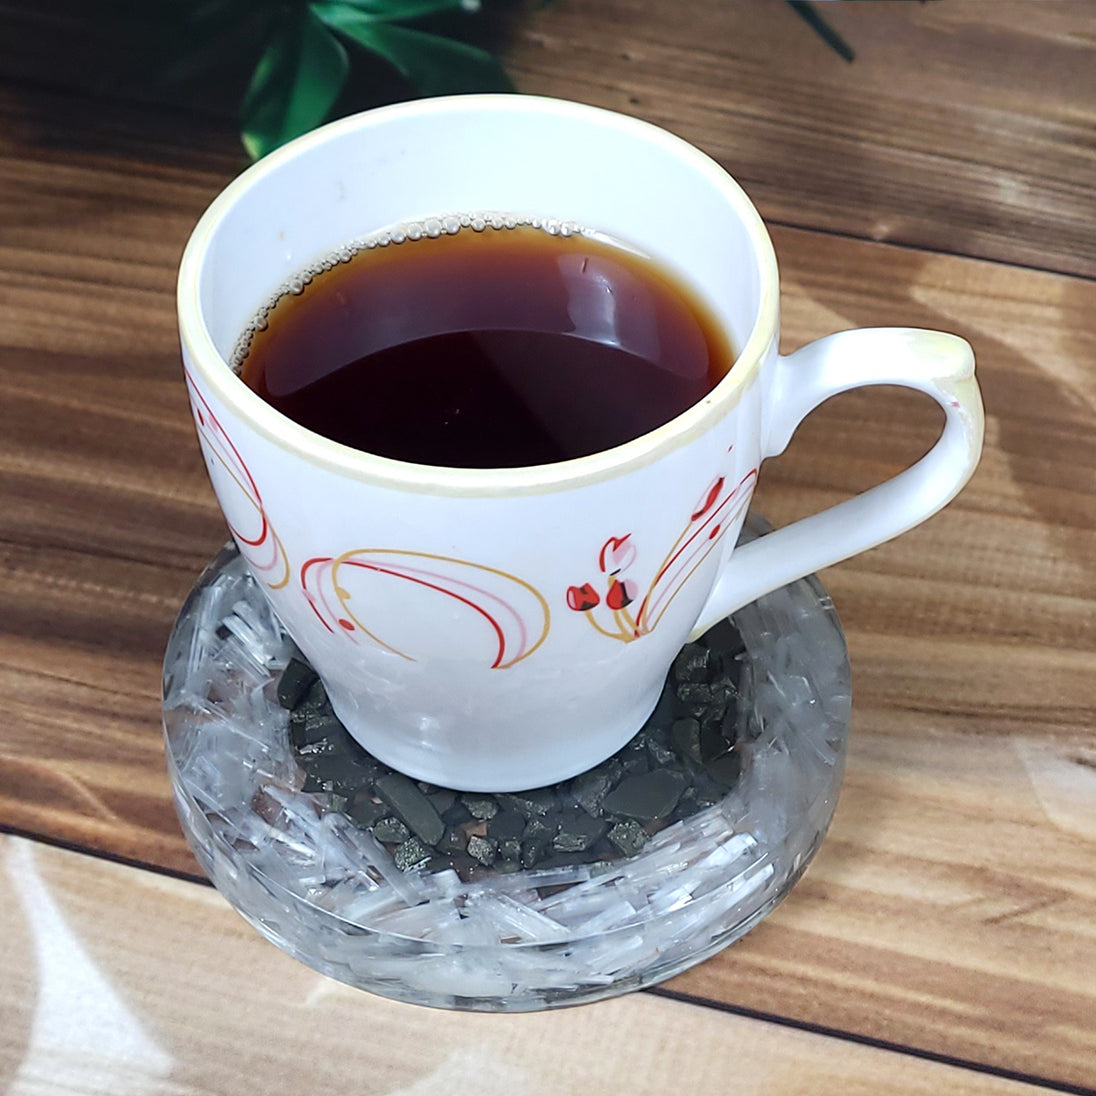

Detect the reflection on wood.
xmin=3 ymin=838 xmax=173 ymax=1095
xmin=0 ymin=836 xmax=1056 ymax=1096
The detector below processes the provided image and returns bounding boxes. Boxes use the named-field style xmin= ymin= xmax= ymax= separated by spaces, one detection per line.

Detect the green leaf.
xmin=312 ymin=2 xmax=513 ymax=95
xmin=240 ymin=7 xmax=351 ymax=160
xmin=326 ymin=0 xmax=472 ymax=21
xmin=785 ymin=0 xmax=854 ymax=62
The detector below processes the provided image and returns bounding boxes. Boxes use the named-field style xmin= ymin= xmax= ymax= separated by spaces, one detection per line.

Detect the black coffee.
xmin=239 ymin=221 xmax=731 ymax=468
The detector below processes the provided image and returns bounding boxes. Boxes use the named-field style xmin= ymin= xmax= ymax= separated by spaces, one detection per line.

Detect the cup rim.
xmin=177 ymin=94 xmax=779 ymax=496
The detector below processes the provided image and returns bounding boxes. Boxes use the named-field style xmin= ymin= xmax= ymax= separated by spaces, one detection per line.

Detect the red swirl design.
xmin=184 ymin=371 xmax=289 ymax=590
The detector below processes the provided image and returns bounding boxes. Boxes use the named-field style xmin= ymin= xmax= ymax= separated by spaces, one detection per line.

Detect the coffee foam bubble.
xmin=229 ymin=213 xmax=584 ymax=372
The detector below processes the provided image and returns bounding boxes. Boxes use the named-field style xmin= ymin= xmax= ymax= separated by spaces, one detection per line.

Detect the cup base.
xmin=162 ymin=516 xmax=851 ymax=1011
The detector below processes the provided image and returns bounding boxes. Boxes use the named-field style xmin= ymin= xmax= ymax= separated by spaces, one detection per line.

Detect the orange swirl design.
xmin=301 ymin=549 xmax=551 ymax=669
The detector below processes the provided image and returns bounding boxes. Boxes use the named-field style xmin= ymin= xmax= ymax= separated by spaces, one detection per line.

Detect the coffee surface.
xmin=240 ymin=223 xmax=731 ymax=468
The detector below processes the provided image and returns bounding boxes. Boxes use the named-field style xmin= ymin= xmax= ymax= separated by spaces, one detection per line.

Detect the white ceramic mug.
xmin=178 ymin=95 xmax=983 ymax=792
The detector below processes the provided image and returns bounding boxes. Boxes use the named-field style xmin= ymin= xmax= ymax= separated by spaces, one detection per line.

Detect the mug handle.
xmin=691 ymin=327 xmax=984 ymax=638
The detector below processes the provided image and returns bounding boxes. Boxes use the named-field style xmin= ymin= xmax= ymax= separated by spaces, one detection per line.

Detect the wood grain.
xmin=671 ymin=728 xmax=1096 ymax=1090
xmin=0 ymin=835 xmax=1061 ymax=1096
xmin=506 ymin=0 xmax=1096 ymax=278
xmin=674 ymin=226 xmax=1096 ymax=1087
xmin=1 ymin=1 xmax=1093 ymax=276
xmin=0 ymin=84 xmax=232 ymax=868
xmin=2 ymin=35 xmax=1096 ymax=1094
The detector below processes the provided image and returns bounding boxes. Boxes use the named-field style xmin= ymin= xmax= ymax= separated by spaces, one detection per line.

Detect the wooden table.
xmin=2 ymin=1 xmax=1094 ymax=1092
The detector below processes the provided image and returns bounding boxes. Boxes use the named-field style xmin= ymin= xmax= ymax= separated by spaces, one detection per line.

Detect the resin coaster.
xmin=162 ymin=517 xmax=851 ymax=1011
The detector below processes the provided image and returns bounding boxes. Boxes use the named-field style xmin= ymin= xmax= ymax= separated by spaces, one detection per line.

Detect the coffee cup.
xmin=178 ymin=95 xmax=983 ymax=791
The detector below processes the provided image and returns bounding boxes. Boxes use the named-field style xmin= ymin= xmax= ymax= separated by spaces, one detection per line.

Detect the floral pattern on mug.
xmin=301 ymin=549 xmax=551 ymax=669
xmin=185 ymin=373 xmax=290 ymax=590
xmin=566 ymin=466 xmax=758 ymax=643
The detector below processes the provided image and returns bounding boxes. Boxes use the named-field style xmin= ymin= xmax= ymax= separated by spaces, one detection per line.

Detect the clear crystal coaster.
xmin=162 ymin=516 xmax=851 ymax=1011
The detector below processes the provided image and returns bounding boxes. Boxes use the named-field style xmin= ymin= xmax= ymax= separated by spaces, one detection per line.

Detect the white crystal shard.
xmin=161 ymin=526 xmax=850 ymax=1009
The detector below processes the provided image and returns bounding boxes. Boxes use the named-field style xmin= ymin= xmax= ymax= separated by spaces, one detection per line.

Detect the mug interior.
xmin=181 ymin=95 xmax=777 ymax=487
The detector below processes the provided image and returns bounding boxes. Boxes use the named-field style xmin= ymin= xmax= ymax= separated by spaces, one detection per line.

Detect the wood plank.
xmin=506 ymin=0 xmax=1096 ymax=277
xmin=0 ymin=84 xmax=233 ymax=869
xmin=670 ymin=727 xmax=1096 ymax=1090
xmin=0 ymin=835 xmax=1058 ymax=1096
xmin=2 ymin=80 xmax=1095 ymax=1087
xmin=672 ymin=226 xmax=1096 ymax=1086
xmin=0 ymin=2 xmax=1093 ymax=276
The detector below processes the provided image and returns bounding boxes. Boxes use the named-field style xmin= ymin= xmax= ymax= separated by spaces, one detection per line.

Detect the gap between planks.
xmin=4 ymin=824 xmax=1092 ymax=1096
